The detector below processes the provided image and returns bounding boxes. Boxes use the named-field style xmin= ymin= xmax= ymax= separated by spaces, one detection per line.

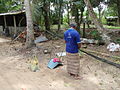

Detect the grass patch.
xmin=104 ymin=25 xmax=120 ymax=29
xmin=80 ymin=24 xmax=120 ymax=29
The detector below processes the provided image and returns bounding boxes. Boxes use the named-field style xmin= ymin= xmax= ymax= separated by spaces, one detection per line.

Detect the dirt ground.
xmin=0 ymin=37 xmax=120 ymax=90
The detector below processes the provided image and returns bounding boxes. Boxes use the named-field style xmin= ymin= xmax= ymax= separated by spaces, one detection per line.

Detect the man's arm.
xmin=64 ymin=32 xmax=66 ymax=43
xmin=64 ymin=40 xmax=66 ymax=43
xmin=75 ymin=32 xmax=81 ymax=49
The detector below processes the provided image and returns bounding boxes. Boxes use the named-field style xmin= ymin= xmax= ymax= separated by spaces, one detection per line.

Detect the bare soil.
xmin=0 ymin=37 xmax=120 ymax=90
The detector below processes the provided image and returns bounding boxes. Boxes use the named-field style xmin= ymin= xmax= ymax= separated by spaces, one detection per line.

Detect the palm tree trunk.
xmin=24 ymin=0 xmax=35 ymax=48
xmin=83 ymin=0 xmax=111 ymax=43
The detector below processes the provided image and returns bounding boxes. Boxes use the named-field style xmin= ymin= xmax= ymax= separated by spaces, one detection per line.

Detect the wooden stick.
xmin=11 ymin=30 xmax=26 ymax=42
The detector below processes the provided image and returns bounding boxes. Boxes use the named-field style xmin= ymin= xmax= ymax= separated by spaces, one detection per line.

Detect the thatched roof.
xmin=0 ymin=10 xmax=25 ymax=16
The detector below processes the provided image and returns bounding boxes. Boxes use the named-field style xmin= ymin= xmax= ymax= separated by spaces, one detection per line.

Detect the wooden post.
xmin=13 ymin=15 xmax=17 ymax=36
xmin=3 ymin=16 xmax=7 ymax=28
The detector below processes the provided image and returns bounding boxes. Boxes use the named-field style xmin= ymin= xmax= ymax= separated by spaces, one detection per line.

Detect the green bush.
xmin=89 ymin=30 xmax=102 ymax=40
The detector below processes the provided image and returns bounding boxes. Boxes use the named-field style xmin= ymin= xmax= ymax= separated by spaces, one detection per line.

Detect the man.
xmin=64 ymin=24 xmax=81 ymax=79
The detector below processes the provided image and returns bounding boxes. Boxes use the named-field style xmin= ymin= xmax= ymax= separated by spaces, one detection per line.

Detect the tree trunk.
xmin=72 ymin=0 xmax=80 ymax=33
xmin=58 ymin=0 xmax=62 ymax=31
xmin=75 ymin=9 xmax=80 ymax=33
xmin=86 ymin=10 xmax=90 ymax=28
xmin=24 ymin=0 xmax=35 ymax=48
xmin=80 ymin=11 xmax=83 ymax=25
xmin=117 ymin=0 xmax=120 ymax=25
xmin=98 ymin=8 xmax=102 ymax=23
xmin=43 ymin=0 xmax=51 ymax=33
xmin=80 ymin=8 xmax=84 ymax=25
xmin=44 ymin=11 xmax=50 ymax=32
xmin=83 ymin=0 xmax=111 ymax=43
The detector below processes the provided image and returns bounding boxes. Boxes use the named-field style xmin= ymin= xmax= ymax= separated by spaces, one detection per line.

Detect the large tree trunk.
xmin=117 ymin=0 xmax=120 ymax=26
xmin=84 ymin=0 xmax=111 ymax=43
xmin=72 ymin=0 xmax=80 ymax=33
xmin=24 ymin=0 xmax=35 ymax=48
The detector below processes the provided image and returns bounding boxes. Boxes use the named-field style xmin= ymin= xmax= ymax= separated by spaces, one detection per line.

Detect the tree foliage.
xmin=106 ymin=0 xmax=120 ymax=25
xmin=0 ymin=0 xmax=23 ymax=13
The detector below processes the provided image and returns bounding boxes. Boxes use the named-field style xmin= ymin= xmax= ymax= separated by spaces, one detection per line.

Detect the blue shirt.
xmin=64 ymin=28 xmax=81 ymax=53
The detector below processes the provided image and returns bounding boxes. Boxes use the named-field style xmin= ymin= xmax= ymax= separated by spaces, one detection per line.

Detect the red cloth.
xmin=53 ymin=58 xmax=60 ymax=62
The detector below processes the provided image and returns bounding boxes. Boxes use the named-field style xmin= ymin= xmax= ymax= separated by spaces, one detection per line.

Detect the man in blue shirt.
xmin=64 ymin=24 xmax=81 ymax=79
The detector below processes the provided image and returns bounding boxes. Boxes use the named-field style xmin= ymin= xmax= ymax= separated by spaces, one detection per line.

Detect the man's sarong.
xmin=66 ymin=53 xmax=80 ymax=75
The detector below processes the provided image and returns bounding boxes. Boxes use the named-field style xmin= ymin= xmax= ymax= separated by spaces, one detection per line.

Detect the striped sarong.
xmin=66 ymin=53 xmax=80 ymax=75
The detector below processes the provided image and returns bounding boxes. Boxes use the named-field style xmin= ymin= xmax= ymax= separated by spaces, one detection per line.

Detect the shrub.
xmin=89 ymin=30 xmax=102 ymax=40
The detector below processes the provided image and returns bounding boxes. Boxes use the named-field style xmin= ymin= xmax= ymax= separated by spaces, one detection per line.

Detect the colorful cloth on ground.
xmin=66 ymin=52 xmax=80 ymax=75
xmin=64 ymin=28 xmax=81 ymax=53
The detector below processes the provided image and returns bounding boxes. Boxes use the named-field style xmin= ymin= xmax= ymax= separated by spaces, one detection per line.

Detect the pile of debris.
xmin=12 ymin=30 xmax=48 ymax=43
xmin=81 ymin=38 xmax=105 ymax=45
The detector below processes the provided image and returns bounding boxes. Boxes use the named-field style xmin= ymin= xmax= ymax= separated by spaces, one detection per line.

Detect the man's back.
xmin=64 ymin=28 xmax=80 ymax=53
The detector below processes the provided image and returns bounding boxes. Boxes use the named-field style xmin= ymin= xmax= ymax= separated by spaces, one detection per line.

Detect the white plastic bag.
xmin=107 ymin=43 xmax=120 ymax=51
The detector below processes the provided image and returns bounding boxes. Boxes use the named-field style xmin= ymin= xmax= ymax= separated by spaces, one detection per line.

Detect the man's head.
xmin=70 ymin=24 xmax=76 ymax=29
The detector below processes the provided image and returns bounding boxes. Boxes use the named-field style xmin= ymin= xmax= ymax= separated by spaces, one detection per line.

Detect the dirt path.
xmin=0 ymin=38 xmax=120 ymax=90
xmin=0 ymin=38 xmax=10 ymax=43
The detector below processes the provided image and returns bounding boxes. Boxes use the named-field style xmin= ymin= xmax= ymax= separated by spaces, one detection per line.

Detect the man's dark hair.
xmin=70 ymin=24 xmax=76 ymax=28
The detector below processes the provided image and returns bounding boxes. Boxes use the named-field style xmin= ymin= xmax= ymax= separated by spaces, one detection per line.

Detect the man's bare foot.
xmin=74 ymin=76 xmax=83 ymax=80
xmin=68 ymin=73 xmax=83 ymax=80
